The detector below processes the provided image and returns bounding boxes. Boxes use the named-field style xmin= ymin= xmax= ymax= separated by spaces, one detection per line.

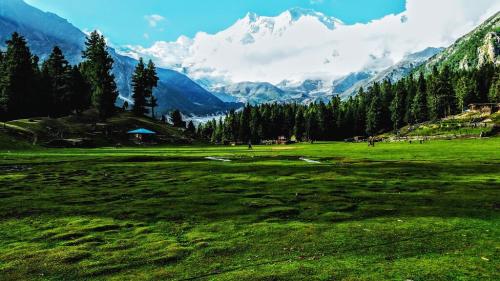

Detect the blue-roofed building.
xmin=127 ymin=128 xmax=157 ymax=143
xmin=127 ymin=128 xmax=156 ymax=135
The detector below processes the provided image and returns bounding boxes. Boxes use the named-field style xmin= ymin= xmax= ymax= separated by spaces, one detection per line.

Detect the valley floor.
xmin=0 ymin=139 xmax=499 ymax=280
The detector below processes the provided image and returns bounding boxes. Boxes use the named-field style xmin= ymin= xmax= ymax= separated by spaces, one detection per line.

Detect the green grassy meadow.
xmin=0 ymin=139 xmax=499 ymax=280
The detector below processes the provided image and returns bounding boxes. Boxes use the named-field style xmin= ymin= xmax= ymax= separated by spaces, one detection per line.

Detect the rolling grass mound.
xmin=0 ymin=110 xmax=192 ymax=149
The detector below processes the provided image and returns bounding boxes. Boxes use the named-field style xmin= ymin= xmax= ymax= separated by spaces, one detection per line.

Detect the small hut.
xmin=468 ymin=103 xmax=500 ymax=114
xmin=127 ymin=128 xmax=157 ymax=143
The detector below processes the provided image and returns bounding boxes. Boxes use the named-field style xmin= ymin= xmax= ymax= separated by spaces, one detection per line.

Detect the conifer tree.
xmin=186 ymin=120 xmax=196 ymax=135
xmin=305 ymin=108 xmax=319 ymax=142
xmin=238 ymin=105 xmax=251 ymax=142
xmin=42 ymin=46 xmax=72 ymax=117
xmin=145 ymin=60 xmax=159 ymax=116
xmin=150 ymin=96 xmax=158 ymax=118
xmin=294 ymin=107 xmax=305 ymax=141
xmin=170 ymin=109 xmax=185 ymax=128
xmin=456 ymin=74 xmax=477 ymax=112
xmin=0 ymin=33 xmax=38 ymax=119
xmin=68 ymin=65 xmax=91 ymax=114
xmin=390 ymin=82 xmax=405 ymax=131
xmin=411 ymin=72 xmax=429 ymax=123
xmin=366 ymin=83 xmax=382 ymax=136
xmin=131 ymin=58 xmax=147 ymax=116
xmin=81 ymin=31 xmax=118 ymax=119
xmin=488 ymin=73 xmax=500 ymax=103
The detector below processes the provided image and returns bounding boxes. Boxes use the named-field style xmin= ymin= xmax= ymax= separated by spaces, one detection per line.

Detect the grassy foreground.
xmin=0 ymin=139 xmax=499 ymax=280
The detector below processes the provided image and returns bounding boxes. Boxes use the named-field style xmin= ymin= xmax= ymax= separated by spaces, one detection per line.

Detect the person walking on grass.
xmin=248 ymin=140 xmax=253 ymax=150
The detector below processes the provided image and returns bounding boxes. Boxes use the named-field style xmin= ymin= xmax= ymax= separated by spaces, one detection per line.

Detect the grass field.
xmin=0 ymin=139 xmax=499 ymax=280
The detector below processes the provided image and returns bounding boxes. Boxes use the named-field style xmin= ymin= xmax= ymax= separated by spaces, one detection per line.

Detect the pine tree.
xmin=0 ymin=33 xmax=38 ymax=120
xmin=403 ymin=76 xmax=416 ymax=124
xmin=488 ymin=71 xmax=500 ymax=103
xmin=380 ymin=79 xmax=394 ymax=129
xmin=428 ymin=66 xmax=441 ymax=120
xmin=411 ymin=72 xmax=429 ymax=123
xmin=81 ymin=31 xmax=118 ymax=119
xmin=186 ymin=120 xmax=196 ymax=135
xmin=145 ymin=60 xmax=159 ymax=116
xmin=42 ymin=46 xmax=72 ymax=117
xmin=455 ymin=74 xmax=478 ymax=112
xmin=170 ymin=110 xmax=185 ymax=128
xmin=439 ymin=66 xmax=456 ymax=117
xmin=250 ymin=106 xmax=263 ymax=143
xmin=131 ymin=58 xmax=147 ymax=116
xmin=0 ymin=51 xmax=6 ymax=121
xmin=366 ymin=83 xmax=382 ymax=136
xmin=150 ymin=96 xmax=158 ymax=118
xmin=238 ymin=105 xmax=251 ymax=142
xmin=294 ymin=107 xmax=305 ymax=141
xmin=305 ymin=107 xmax=319 ymax=142
xmin=68 ymin=65 xmax=91 ymax=114
xmin=390 ymin=82 xmax=405 ymax=131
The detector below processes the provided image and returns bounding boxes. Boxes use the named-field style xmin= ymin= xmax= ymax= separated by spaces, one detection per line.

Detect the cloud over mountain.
xmin=121 ymin=0 xmax=500 ymax=86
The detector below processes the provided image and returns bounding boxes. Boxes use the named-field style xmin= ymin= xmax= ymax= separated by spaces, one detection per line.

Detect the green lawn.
xmin=0 ymin=139 xmax=499 ymax=280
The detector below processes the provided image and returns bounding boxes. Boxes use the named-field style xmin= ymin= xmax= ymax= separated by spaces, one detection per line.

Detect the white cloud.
xmin=145 ymin=14 xmax=165 ymax=27
xmin=127 ymin=0 xmax=500 ymax=85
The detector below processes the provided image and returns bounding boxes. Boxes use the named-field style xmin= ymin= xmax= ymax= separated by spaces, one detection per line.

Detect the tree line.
xmin=197 ymin=63 xmax=499 ymax=143
xmin=0 ymin=31 xmax=160 ymax=122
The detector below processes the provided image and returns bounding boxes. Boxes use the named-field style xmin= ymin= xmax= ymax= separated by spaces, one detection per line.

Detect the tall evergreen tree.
xmin=250 ymin=106 xmax=263 ymax=143
xmin=170 ymin=109 xmax=185 ymax=128
xmin=0 ymin=33 xmax=38 ymax=119
xmin=439 ymin=66 xmax=456 ymax=117
xmin=131 ymin=58 xmax=147 ymax=116
xmin=186 ymin=120 xmax=196 ymax=135
xmin=488 ymin=72 xmax=500 ymax=103
xmin=390 ymin=82 xmax=405 ymax=132
xmin=42 ymin=46 xmax=72 ymax=117
xmin=455 ymin=74 xmax=477 ymax=112
xmin=305 ymin=108 xmax=319 ymax=141
xmin=81 ymin=31 xmax=118 ymax=119
xmin=68 ymin=65 xmax=91 ymax=114
xmin=238 ymin=105 xmax=252 ymax=142
xmin=366 ymin=83 xmax=382 ymax=136
xmin=411 ymin=72 xmax=429 ymax=123
xmin=145 ymin=60 xmax=159 ymax=116
xmin=294 ymin=107 xmax=305 ymax=141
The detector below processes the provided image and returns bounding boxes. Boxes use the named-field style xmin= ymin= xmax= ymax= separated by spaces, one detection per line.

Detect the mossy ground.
xmin=0 ymin=139 xmax=499 ymax=280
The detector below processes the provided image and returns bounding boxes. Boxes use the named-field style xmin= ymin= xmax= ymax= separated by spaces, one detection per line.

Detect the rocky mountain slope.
xmin=418 ymin=12 xmax=500 ymax=72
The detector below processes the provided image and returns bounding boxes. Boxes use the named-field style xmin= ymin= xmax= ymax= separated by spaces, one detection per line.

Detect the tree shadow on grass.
xmin=0 ymin=157 xmax=498 ymax=223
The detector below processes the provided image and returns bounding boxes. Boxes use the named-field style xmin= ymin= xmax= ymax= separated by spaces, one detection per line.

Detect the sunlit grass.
xmin=0 ymin=138 xmax=499 ymax=280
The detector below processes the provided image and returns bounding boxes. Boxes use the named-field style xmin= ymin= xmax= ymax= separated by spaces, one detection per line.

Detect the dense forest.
xmin=1 ymin=32 xmax=499 ymax=144
xmin=198 ymin=64 xmax=500 ymax=143
xmin=0 ymin=32 xmax=158 ymax=122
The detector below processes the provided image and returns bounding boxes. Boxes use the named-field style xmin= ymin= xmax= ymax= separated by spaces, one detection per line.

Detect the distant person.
xmin=248 ymin=140 xmax=253 ymax=150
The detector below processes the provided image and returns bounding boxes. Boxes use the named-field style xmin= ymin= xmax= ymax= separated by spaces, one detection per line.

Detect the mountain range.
xmin=0 ymin=1 xmax=499 ymax=115
xmin=121 ymin=7 xmax=466 ymax=104
xmin=0 ymin=0 xmax=239 ymax=116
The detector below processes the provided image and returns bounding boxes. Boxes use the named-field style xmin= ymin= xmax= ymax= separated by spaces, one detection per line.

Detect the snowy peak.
xmin=287 ymin=7 xmax=343 ymax=29
xmin=235 ymin=7 xmax=342 ymax=37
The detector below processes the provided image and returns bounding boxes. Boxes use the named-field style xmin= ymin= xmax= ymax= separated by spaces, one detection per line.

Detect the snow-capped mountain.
xmin=208 ymin=47 xmax=443 ymax=105
xmin=0 ymin=0 xmax=238 ymax=115
xmin=337 ymin=47 xmax=444 ymax=98
xmin=122 ymin=2 xmax=499 ymax=104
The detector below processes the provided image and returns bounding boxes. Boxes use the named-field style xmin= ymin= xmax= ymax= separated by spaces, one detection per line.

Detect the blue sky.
xmin=25 ymin=0 xmax=405 ymax=46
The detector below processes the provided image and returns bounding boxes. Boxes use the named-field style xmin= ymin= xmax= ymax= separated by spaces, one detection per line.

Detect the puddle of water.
xmin=205 ymin=157 xmax=232 ymax=162
xmin=299 ymin=157 xmax=321 ymax=164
